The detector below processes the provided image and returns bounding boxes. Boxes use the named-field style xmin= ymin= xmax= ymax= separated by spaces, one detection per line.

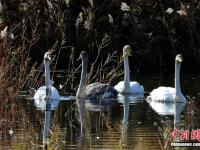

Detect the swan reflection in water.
xmin=34 ymin=96 xmax=75 ymax=110
xmin=76 ymin=97 xmax=85 ymax=139
xmin=34 ymin=97 xmax=58 ymax=145
xmin=147 ymin=100 xmax=186 ymax=148
xmin=34 ymin=96 xmax=75 ymax=145
xmin=119 ymin=94 xmax=144 ymax=148
xmin=76 ymin=95 xmax=121 ymax=148
xmin=85 ymin=97 xmax=118 ymax=112
xmin=121 ymin=95 xmax=130 ymax=148
xmin=147 ymin=100 xmax=186 ymax=128
xmin=147 ymin=100 xmax=186 ymax=116
xmin=117 ymin=93 xmax=144 ymax=104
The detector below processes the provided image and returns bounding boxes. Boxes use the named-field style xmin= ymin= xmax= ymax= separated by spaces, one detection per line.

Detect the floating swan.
xmin=114 ymin=45 xmax=144 ymax=95
xmin=76 ymin=51 xmax=118 ymax=100
xmin=34 ymin=51 xmax=60 ymax=109
xmin=147 ymin=54 xmax=186 ymax=103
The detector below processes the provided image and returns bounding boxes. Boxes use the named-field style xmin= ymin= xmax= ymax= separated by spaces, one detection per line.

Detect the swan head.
xmin=123 ymin=45 xmax=132 ymax=58
xmin=44 ymin=51 xmax=51 ymax=62
xmin=78 ymin=51 xmax=88 ymax=62
xmin=175 ymin=54 xmax=183 ymax=63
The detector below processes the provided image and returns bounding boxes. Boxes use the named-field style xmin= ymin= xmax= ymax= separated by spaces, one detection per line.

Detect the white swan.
xmin=76 ymin=51 xmax=118 ymax=100
xmin=114 ymin=45 xmax=144 ymax=94
xmin=34 ymin=51 xmax=60 ymax=109
xmin=147 ymin=54 xmax=186 ymax=103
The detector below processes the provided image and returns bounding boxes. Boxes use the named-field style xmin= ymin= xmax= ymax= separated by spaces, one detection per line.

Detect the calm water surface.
xmin=0 ymin=74 xmax=200 ymax=150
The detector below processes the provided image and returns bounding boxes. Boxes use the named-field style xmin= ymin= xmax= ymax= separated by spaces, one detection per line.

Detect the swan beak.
xmin=179 ymin=58 xmax=183 ymax=63
xmin=77 ymin=56 xmax=81 ymax=61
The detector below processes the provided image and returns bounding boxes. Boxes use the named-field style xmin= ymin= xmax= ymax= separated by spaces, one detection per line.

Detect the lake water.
xmin=0 ymin=74 xmax=200 ymax=150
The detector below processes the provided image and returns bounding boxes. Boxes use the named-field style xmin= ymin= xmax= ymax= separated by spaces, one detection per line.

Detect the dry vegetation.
xmin=1 ymin=0 xmax=200 ymax=91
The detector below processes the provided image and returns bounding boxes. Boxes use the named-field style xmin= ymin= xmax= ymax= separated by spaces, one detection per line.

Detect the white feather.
xmin=34 ymin=86 xmax=60 ymax=109
xmin=147 ymin=87 xmax=186 ymax=102
xmin=34 ymin=86 xmax=60 ymax=100
xmin=114 ymin=81 xmax=144 ymax=94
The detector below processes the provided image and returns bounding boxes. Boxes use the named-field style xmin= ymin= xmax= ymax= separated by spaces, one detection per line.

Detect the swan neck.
xmin=175 ymin=62 xmax=181 ymax=94
xmin=124 ymin=56 xmax=130 ymax=91
xmin=76 ymin=59 xmax=87 ymax=98
xmin=44 ymin=60 xmax=51 ymax=87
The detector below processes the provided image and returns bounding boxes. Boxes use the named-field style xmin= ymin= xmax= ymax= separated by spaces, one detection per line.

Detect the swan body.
xmin=34 ymin=86 xmax=60 ymax=100
xmin=84 ymin=83 xmax=118 ymax=112
xmin=34 ymin=87 xmax=59 ymax=110
xmin=76 ymin=51 xmax=118 ymax=100
xmin=85 ymin=84 xmax=118 ymax=112
xmin=114 ymin=81 xmax=144 ymax=94
xmin=147 ymin=54 xmax=186 ymax=103
xmin=34 ymin=51 xmax=60 ymax=109
xmin=114 ymin=45 xmax=144 ymax=94
xmin=84 ymin=82 xmax=118 ymax=99
xmin=148 ymin=86 xmax=186 ymax=102
xmin=83 ymin=82 xmax=118 ymax=111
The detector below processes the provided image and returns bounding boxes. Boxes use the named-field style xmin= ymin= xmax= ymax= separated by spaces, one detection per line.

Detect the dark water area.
xmin=0 ymin=74 xmax=200 ymax=150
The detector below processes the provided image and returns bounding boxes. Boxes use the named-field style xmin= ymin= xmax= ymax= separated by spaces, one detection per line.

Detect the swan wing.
xmin=114 ymin=81 xmax=124 ymax=93
xmin=34 ymin=86 xmax=46 ymax=100
xmin=130 ymin=81 xmax=144 ymax=94
xmin=34 ymin=86 xmax=60 ymax=110
xmin=148 ymin=87 xmax=186 ymax=102
xmin=114 ymin=81 xmax=144 ymax=94
xmin=85 ymin=82 xmax=102 ymax=90
xmin=50 ymin=87 xmax=60 ymax=99
xmin=148 ymin=87 xmax=176 ymax=102
xmin=34 ymin=86 xmax=60 ymax=100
